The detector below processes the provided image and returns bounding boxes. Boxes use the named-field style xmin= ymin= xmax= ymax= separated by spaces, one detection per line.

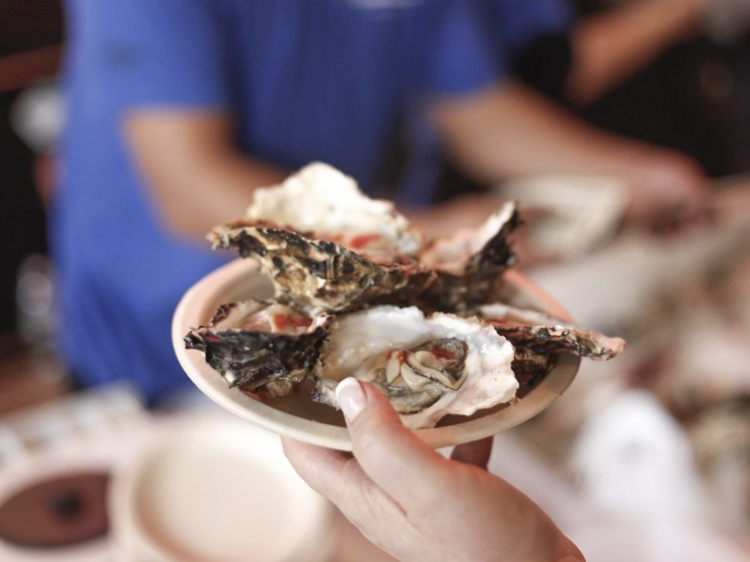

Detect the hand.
xmin=622 ymin=148 xmax=709 ymax=232
xmin=282 ymin=379 xmax=585 ymax=562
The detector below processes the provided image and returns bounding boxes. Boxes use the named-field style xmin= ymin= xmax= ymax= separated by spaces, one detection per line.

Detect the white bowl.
xmin=109 ymin=414 xmax=333 ymax=562
xmin=173 ymin=259 xmax=580 ymax=451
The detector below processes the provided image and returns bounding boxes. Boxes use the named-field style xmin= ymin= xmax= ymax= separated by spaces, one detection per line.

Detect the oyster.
xmin=212 ymin=162 xmax=423 ymax=262
xmin=184 ymin=300 xmax=331 ymax=397
xmin=312 ymin=306 xmax=518 ymax=429
xmin=418 ymin=202 xmax=521 ymax=311
xmin=210 ymin=224 xmax=435 ymax=313
xmin=208 ymin=163 xmax=434 ymax=312
xmin=184 ymin=163 xmax=626 ymax=433
xmin=511 ymin=346 xmax=559 ymax=397
xmin=478 ymin=302 xmax=626 ymax=360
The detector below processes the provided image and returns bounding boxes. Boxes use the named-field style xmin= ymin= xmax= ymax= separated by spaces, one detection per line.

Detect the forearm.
xmin=123 ymin=111 xmax=288 ymax=241
xmin=146 ymin=150 xmax=286 ymax=240
xmin=566 ymin=0 xmax=704 ymax=104
xmin=431 ymin=82 xmax=656 ymax=184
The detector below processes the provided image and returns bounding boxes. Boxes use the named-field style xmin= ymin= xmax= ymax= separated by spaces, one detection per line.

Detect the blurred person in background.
xmin=568 ymin=0 xmax=750 ymax=177
xmin=54 ymin=0 xmax=707 ymax=406
xmin=431 ymin=0 xmax=749 ymax=210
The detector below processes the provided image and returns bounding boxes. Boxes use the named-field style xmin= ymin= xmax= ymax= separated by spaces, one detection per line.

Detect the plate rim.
xmin=172 ymin=258 xmax=581 ymax=451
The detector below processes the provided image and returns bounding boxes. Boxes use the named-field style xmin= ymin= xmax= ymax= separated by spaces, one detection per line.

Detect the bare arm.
xmin=566 ymin=0 xmax=705 ymax=105
xmin=123 ymin=111 xmax=288 ymax=241
xmin=426 ymin=81 xmax=706 ymax=225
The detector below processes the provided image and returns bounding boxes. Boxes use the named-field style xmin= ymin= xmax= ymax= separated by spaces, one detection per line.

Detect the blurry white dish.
xmin=109 ymin=414 xmax=333 ymax=562
xmin=496 ymin=174 xmax=628 ymax=260
xmin=173 ymin=259 xmax=580 ymax=451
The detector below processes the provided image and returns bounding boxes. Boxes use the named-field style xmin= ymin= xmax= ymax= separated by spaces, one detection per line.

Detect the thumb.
xmin=336 ymin=378 xmax=450 ymax=509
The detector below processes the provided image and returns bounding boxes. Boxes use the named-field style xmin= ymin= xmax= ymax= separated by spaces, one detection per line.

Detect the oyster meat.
xmin=185 ymin=162 xmax=626 ymax=430
xmin=184 ymin=300 xmax=331 ymax=397
xmin=313 ymin=306 xmax=518 ymax=429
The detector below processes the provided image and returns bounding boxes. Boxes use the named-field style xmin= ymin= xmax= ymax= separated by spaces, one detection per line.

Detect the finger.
xmin=282 ymin=436 xmax=410 ymax=541
xmin=336 ymin=378 xmax=451 ymax=512
xmin=450 ymin=436 xmax=494 ymax=469
xmin=281 ymin=436 xmax=362 ymax=499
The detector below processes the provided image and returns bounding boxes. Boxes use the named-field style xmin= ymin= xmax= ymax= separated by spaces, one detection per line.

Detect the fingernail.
xmin=336 ymin=378 xmax=366 ymax=422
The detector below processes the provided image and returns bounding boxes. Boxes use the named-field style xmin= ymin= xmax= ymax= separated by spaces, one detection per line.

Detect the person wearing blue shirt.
xmin=54 ymin=0 xmax=705 ymax=406
xmin=54 ymin=0 xmax=506 ymax=404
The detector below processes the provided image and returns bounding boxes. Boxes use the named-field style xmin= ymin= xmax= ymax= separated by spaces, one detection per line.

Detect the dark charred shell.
xmin=478 ymin=303 xmax=626 ymax=360
xmin=511 ymin=346 xmax=558 ymax=398
xmin=417 ymin=204 xmax=521 ymax=312
xmin=184 ymin=300 xmax=331 ymax=397
xmin=209 ymin=222 xmax=435 ymax=312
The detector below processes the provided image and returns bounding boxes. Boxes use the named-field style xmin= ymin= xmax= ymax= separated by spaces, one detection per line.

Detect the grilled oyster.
xmin=418 ymin=202 xmax=521 ymax=311
xmin=184 ymin=300 xmax=331 ymax=397
xmin=209 ymin=225 xmax=435 ymax=313
xmin=208 ymin=163 xmax=434 ymax=312
xmin=211 ymin=162 xmax=423 ymax=263
xmin=478 ymin=302 xmax=626 ymax=360
xmin=312 ymin=306 xmax=518 ymax=429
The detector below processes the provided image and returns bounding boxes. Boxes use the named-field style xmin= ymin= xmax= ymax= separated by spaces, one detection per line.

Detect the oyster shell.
xmin=185 ymin=163 xmax=626 ymax=434
xmin=209 ymin=224 xmax=435 ymax=313
xmin=312 ymin=306 xmax=518 ymax=429
xmin=208 ymin=163 xmax=435 ymax=312
xmin=213 ymin=162 xmax=423 ymax=262
xmin=418 ymin=202 xmax=521 ymax=311
xmin=478 ymin=302 xmax=626 ymax=360
xmin=184 ymin=300 xmax=331 ymax=397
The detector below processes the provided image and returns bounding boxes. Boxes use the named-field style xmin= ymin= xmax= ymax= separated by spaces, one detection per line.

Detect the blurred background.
xmin=1 ymin=0 xmax=750 ymax=561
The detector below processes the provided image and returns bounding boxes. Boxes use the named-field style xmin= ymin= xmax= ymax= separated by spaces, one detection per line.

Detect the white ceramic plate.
xmin=172 ymin=259 xmax=580 ymax=451
xmin=109 ymin=414 xmax=333 ymax=562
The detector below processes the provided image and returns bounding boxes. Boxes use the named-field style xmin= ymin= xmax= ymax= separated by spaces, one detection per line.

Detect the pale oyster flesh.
xmin=313 ymin=306 xmax=518 ymax=429
xmin=184 ymin=300 xmax=330 ymax=397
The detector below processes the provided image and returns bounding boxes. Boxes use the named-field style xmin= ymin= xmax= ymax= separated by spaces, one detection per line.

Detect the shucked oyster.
xmin=211 ymin=162 xmax=423 ymax=263
xmin=313 ymin=306 xmax=518 ymax=429
xmin=418 ymin=202 xmax=521 ymax=311
xmin=210 ymin=224 xmax=435 ymax=313
xmin=185 ymin=163 xmax=626 ymax=433
xmin=478 ymin=302 xmax=626 ymax=360
xmin=184 ymin=300 xmax=330 ymax=397
xmin=208 ymin=164 xmax=434 ymax=312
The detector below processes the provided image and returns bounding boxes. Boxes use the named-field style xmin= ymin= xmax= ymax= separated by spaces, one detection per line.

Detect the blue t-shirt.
xmin=54 ymin=0 xmax=501 ymax=403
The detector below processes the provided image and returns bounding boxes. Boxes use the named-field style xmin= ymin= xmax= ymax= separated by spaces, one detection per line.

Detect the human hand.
xmin=621 ymin=147 xmax=710 ymax=233
xmin=282 ymin=379 xmax=585 ymax=562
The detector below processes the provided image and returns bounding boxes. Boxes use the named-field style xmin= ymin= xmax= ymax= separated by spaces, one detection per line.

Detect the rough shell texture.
xmin=478 ymin=302 xmax=626 ymax=360
xmin=209 ymin=224 xmax=435 ymax=313
xmin=418 ymin=202 xmax=521 ymax=312
xmin=184 ymin=300 xmax=330 ymax=397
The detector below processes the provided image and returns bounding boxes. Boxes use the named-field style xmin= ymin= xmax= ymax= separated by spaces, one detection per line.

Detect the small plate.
xmin=172 ymin=259 xmax=580 ymax=451
xmin=108 ymin=414 xmax=333 ymax=562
